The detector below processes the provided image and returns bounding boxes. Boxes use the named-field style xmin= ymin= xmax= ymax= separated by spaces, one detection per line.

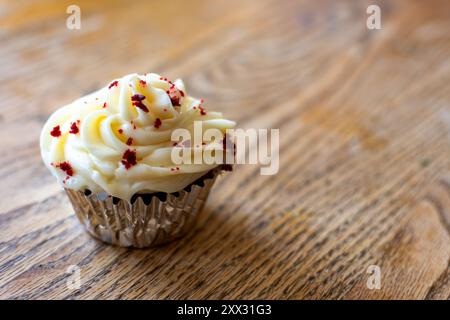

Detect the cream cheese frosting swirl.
xmin=40 ymin=73 xmax=236 ymax=201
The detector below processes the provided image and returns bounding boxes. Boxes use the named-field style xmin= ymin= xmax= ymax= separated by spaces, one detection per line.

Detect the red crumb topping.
xmin=166 ymin=84 xmax=181 ymax=107
xmin=169 ymin=95 xmax=180 ymax=106
xmin=198 ymin=106 xmax=206 ymax=115
xmin=131 ymin=94 xmax=145 ymax=101
xmin=154 ymin=118 xmax=162 ymax=129
xmin=50 ymin=125 xmax=61 ymax=137
xmin=139 ymin=80 xmax=146 ymax=86
xmin=126 ymin=137 xmax=133 ymax=146
xmin=56 ymin=161 xmax=74 ymax=176
xmin=118 ymin=129 xmax=123 ymax=134
xmin=159 ymin=76 xmax=173 ymax=84
xmin=132 ymin=101 xmax=149 ymax=112
xmin=108 ymin=80 xmax=119 ymax=89
xmin=103 ymin=102 xmax=107 ymax=108
xmin=131 ymin=94 xmax=149 ymax=112
xmin=69 ymin=121 xmax=79 ymax=134
xmin=121 ymin=149 xmax=137 ymax=169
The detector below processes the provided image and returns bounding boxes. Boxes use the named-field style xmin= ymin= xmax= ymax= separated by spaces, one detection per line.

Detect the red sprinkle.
xmin=139 ymin=80 xmax=146 ymax=86
xmin=108 ymin=80 xmax=119 ymax=89
xmin=50 ymin=125 xmax=61 ymax=137
xmin=154 ymin=118 xmax=162 ymax=129
xmin=56 ymin=161 xmax=74 ymax=176
xmin=131 ymin=94 xmax=145 ymax=101
xmin=169 ymin=96 xmax=180 ymax=107
xmin=132 ymin=101 xmax=149 ymax=112
xmin=166 ymin=85 xmax=181 ymax=106
xmin=69 ymin=121 xmax=79 ymax=134
xmin=131 ymin=94 xmax=148 ymax=112
xmin=198 ymin=106 xmax=207 ymax=115
xmin=126 ymin=137 xmax=133 ymax=146
xmin=103 ymin=102 xmax=107 ymax=108
xmin=121 ymin=149 xmax=137 ymax=169
xmin=118 ymin=129 xmax=123 ymax=134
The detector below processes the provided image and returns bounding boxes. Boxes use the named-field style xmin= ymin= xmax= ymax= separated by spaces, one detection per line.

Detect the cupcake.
xmin=40 ymin=73 xmax=235 ymax=248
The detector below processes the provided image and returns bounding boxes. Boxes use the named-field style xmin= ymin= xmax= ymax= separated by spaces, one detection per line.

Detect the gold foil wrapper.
xmin=64 ymin=170 xmax=219 ymax=248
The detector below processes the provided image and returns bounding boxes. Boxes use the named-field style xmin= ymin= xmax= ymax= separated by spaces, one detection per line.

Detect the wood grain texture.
xmin=1 ymin=0 xmax=450 ymax=299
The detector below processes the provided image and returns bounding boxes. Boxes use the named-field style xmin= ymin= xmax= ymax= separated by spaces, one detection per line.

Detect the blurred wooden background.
xmin=1 ymin=0 xmax=450 ymax=299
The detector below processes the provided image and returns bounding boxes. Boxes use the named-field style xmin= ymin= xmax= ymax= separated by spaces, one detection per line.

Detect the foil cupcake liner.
xmin=64 ymin=169 xmax=219 ymax=248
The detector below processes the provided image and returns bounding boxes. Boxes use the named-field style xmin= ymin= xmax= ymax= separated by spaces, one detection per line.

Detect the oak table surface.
xmin=1 ymin=0 xmax=450 ymax=300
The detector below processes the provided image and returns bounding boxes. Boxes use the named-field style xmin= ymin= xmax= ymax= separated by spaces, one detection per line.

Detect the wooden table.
xmin=1 ymin=0 xmax=449 ymax=300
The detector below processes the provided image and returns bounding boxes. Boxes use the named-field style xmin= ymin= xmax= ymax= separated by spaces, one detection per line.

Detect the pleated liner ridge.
xmin=65 ymin=169 xmax=219 ymax=248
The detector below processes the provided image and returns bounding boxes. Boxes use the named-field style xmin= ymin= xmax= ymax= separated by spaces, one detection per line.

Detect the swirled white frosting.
xmin=40 ymin=73 xmax=235 ymax=201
